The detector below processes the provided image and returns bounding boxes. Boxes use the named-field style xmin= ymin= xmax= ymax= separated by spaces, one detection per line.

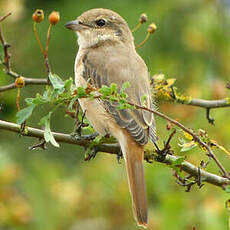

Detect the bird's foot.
xmin=71 ymin=132 xmax=99 ymax=141
xmin=84 ymin=146 xmax=98 ymax=161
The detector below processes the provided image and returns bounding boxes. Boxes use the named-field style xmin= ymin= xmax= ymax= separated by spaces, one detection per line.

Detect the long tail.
xmin=120 ymin=134 xmax=148 ymax=228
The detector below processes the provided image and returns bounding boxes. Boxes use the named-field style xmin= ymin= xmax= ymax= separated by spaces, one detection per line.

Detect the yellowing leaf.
xmin=153 ymin=73 xmax=165 ymax=81
xmin=211 ymin=140 xmax=230 ymax=156
xmin=183 ymin=131 xmax=193 ymax=141
xmin=179 ymin=141 xmax=197 ymax=152
xmin=166 ymin=78 xmax=176 ymax=86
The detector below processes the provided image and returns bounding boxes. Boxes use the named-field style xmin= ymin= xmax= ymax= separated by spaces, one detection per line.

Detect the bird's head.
xmin=65 ymin=8 xmax=134 ymax=48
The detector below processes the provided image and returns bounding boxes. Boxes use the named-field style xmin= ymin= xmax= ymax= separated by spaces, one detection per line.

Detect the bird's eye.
xmin=96 ymin=19 xmax=106 ymax=27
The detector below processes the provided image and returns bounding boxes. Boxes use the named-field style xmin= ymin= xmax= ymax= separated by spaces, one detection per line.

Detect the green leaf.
xmin=25 ymin=95 xmax=46 ymax=105
xmin=40 ymin=112 xmax=59 ymax=147
xmin=171 ymin=156 xmax=185 ymax=167
xmin=16 ymin=104 xmax=36 ymax=124
xmin=225 ymin=185 xmax=230 ymax=193
xmin=120 ymin=81 xmax=130 ymax=93
xmin=141 ymin=95 xmax=147 ymax=105
xmin=110 ymin=83 xmax=117 ymax=94
xmin=99 ymin=85 xmax=111 ymax=96
xmin=76 ymin=87 xmax=87 ymax=97
xmin=49 ymin=73 xmax=64 ymax=90
xmin=64 ymin=78 xmax=73 ymax=91
xmin=68 ymin=96 xmax=78 ymax=110
xmin=109 ymin=95 xmax=118 ymax=102
xmin=120 ymin=92 xmax=128 ymax=98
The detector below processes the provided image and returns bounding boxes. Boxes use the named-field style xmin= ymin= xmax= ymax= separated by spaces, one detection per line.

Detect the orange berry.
xmin=48 ymin=11 xmax=60 ymax=25
xmin=32 ymin=9 xmax=44 ymax=23
xmin=147 ymin=23 xmax=157 ymax=34
xmin=15 ymin=77 xmax=25 ymax=88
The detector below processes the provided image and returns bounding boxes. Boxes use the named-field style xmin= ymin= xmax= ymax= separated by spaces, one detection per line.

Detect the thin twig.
xmin=43 ymin=24 xmax=52 ymax=76
xmin=0 ymin=12 xmax=12 ymax=22
xmin=136 ymin=32 xmax=150 ymax=48
xmin=33 ymin=22 xmax=45 ymax=55
xmin=206 ymin=108 xmax=215 ymax=125
xmin=16 ymin=88 xmax=21 ymax=111
xmin=0 ymin=77 xmax=49 ymax=92
xmin=0 ymin=13 xmax=13 ymax=77
xmin=45 ymin=24 xmax=52 ymax=55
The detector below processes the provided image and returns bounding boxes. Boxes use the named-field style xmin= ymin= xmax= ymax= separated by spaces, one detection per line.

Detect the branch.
xmin=0 ymin=119 xmax=118 ymax=153
xmin=0 ymin=12 xmax=14 ymax=78
xmin=0 ymin=119 xmax=229 ymax=189
xmin=127 ymin=100 xmax=230 ymax=178
xmin=0 ymin=12 xmax=12 ymax=22
xmin=187 ymin=98 xmax=230 ymax=109
xmin=0 ymin=77 xmax=49 ymax=92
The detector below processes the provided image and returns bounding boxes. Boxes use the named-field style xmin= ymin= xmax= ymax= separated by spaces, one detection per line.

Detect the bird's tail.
xmin=120 ymin=134 xmax=148 ymax=228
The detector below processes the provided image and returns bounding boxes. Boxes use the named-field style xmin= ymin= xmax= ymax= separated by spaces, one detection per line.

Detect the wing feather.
xmin=82 ymin=47 xmax=156 ymax=144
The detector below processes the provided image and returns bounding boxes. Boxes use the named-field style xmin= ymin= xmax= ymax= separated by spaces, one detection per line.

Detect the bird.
xmin=65 ymin=8 xmax=156 ymax=228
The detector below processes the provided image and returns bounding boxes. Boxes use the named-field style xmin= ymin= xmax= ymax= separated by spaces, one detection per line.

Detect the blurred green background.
xmin=0 ymin=0 xmax=230 ymax=229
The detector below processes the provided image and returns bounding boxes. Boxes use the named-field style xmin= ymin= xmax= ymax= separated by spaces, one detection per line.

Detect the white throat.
xmin=76 ymin=31 xmax=119 ymax=49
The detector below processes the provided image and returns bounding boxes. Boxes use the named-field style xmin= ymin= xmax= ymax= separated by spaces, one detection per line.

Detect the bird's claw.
xmin=84 ymin=146 xmax=98 ymax=161
xmin=71 ymin=132 xmax=99 ymax=141
xmin=117 ymin=150 xmax=123 ymax=164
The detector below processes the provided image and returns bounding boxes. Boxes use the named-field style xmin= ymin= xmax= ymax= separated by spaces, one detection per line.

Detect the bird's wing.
xmin=82 ymin=46 xmax=156 ymax=144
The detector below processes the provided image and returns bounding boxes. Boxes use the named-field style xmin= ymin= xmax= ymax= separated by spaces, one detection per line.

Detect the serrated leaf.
xmin=49 ymin=73 xmax=64 ymax=90
xmin=16 ymin=104 xmax=36 ymax=124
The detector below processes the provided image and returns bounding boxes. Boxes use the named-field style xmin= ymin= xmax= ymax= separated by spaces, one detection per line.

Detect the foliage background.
xmin=0 ymin=0 xmax=230 ymax=229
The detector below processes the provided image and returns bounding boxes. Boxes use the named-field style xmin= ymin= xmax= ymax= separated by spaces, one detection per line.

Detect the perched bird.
xmin=65 ymin=8 xmax=156 ymax=228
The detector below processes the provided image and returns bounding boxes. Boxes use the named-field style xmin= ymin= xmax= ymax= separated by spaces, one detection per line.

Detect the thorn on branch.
xmin=206 ymin=108 xmax=215 ymax=125
xmin=154 ymin=129 xmax=176 ymax=162
xmin=200 ymin=155 xmax=212 ymax=169
xmin=0 ymin=14 xmax=14 ymax=78
xmin=0 ymin=12 xmax=12 ymax=22
xmin=74 ymin=109 xmax=88 ymax=136
xmin=29 ymin=139 xmax=47 ymax=150
xmin=174 ymin=167 xmax=204 ymax=192
xmin=84 ymin=146 xmax=98 ymax=161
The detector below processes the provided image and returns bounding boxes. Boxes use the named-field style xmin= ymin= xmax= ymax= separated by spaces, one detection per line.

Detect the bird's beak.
xmin=65 ymin=20 xmax=83 ymax=31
